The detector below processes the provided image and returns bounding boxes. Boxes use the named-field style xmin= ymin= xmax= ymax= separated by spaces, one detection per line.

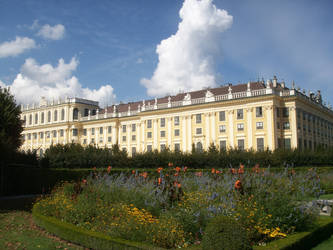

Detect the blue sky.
xmin=0 ymin=0 xmax=332 ymax=107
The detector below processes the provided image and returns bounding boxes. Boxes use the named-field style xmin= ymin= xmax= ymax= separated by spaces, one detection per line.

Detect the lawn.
xmin=0 ymin=210 xmax=86 ymax=250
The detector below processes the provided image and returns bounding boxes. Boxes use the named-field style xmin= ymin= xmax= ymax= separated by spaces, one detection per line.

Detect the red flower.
xmin=168 ymin=162 xmax=174 ymax=167
xmin=93 ymin=167 xmax=96 ymax=171
xmin=183 ymin=166 xmax=188 ymax=172
xmin=158 ymin=177 xmax=162 ymax=185
xmin=174 ymin=166 xmax=181 ymax=172
xmin=132 ymin=170 xmax=135 ymax=175
xmin=231 ymin=168 xmax=237 ymax=174
xmin=195 ymin=172 xmax=202 ymax=177
xmin=157 ymin=167 xmax=163 ymax=173
xmin=140 ymin=172 xmax=148 ymax=178
xmin=82 ymin=179 xmax=87 ymax=184
xmin=107 ymin=166 xmax=112 ymax=173
xmin=211 ymin=168 xmax=216 ymax=174
xmin=234 ymin=180 xmax=242 ymax=189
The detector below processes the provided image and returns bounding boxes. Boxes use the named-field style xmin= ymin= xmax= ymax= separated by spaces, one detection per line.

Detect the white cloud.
xmin=2 ymin=57 xmax=116 ymax=107
xmin=0 ymin=80 xmax=6 ymax=88
xmin=0 ymin=36 xmax=36 ymax=58
xmin=141 ymin=0 xmax=232 ymax=97
xmin=136 ymin=58 xmax=143 ymax=64
xmin=37 ymin=24 xmax=65 ymax=40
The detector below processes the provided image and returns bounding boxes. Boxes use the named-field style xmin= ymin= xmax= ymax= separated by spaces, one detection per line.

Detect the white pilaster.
xmin=247 ymin=108 xmax=253 ymax=149
xmin=290 ymin=106 xmax=297 ymax=149
xmin=137 ymin=123 xmax=141 ymax=152
xmin=168 ymin=117 xmax=172 ymax=148
xmin=187 ymin=115 xmax=192 ymax=151
xmin=266 ymin=106 xmax=274 ymax=150
xmin=153 ymin=119 xmax=158 ymax=150
xmin=211 ymin=112 xmax=216 ymax=145
xmin=228 ymin=111 xmax=234 ymax=148
xmin=205 ymin=113 xmax=210 ymax=149
xmin=182 ymin=116 xmax=187 ymax=152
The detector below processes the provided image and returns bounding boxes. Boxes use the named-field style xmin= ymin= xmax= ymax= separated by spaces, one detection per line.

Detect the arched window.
xmin=54 ymin=110 xmax=58 ymax=121
xmin=73 ymin=108 xmax=79 ymax=120
xmin=29 ymin=114 xmax=32 ymax=125
xmin=196 ymin=142 xmax=203 ymax=152
xmin=23 ymin=115 xmax=26 ymax=125
xmin=35 ymin=113 xmax=38 ymax=124
xmin=39 ymin=148 xmax=43 ymax=157
xmin=61 ymin=109 xmax=65 ymax=120
xmin=48 ymin=111 xmax=51 ymax=122
xmin=41 ymin=112 xmax=44 ymax=123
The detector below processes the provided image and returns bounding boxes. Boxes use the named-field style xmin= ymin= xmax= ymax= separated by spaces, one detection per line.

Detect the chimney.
xmin=273 ymin=76 xmax=277 ymax=88
xmin=281 ymin=81 xmax=285 ymax=88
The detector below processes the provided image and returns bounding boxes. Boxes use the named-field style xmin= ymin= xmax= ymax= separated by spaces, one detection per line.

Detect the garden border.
xmin=32 ymin=205 xmax=164 ymax=250
xmin=253 ymin=216 xmax=333 ymax=250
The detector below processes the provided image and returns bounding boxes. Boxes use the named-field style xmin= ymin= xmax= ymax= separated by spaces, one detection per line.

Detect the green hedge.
xmin=253 ymin=216 xmax=333 ymax=250
xmin=32 ymin=205 xmax=163 ymax=250
xmin=42 ymin=143 xmax=333 ymax=169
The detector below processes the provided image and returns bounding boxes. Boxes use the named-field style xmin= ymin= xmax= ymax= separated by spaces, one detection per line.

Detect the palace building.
xmin=20 ymin=76 xmax=333 ymax=156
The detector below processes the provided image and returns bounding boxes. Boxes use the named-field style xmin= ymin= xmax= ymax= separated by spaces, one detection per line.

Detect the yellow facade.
xmin=20 ymin=79 xmax=333 ymax=156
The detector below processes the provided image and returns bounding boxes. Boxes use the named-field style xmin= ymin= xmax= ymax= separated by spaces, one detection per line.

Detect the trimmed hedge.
xmin=253 ymin=216 xmax=333 ymax=250
xmin=32 ymin=205 xmax=163 ymax=250
xmin=42 ymin=143 xmax=333 ymax=169
xmin=32 ymin=203 xmax=333 ymax=250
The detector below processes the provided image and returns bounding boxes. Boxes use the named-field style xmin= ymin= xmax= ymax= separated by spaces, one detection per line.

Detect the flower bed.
xmin=33 ymin=164 xmax=323 ymax=248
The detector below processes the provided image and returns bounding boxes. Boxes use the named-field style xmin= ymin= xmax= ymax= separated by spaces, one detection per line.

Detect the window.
xmin=41 ymin=112 xmax=44 ymax=123
xmin=132 ymin=124 xmax=136 ymax=132
xmin=72 ymin=129 xmax=78 ymax=136
xmin=83 ymin=139 xmax=87 ymax=144
xmin=61 ymin=109 xmax=65 ymax=120
xmin=256 ymin=122 xmax=263 ymax=129
xmin=196 ymin=142 xmax=203 ymax=152
xmin=219 ymin=111 xmax=225 ymax=121
xmin=40 ymin=132 xmax=44 ymax=139
xmin=54 ymin=110 xmax=58 ymax=121
xmin=53 ymin=130 xmax=57 ymax=137
xmin=122 ymin=147 xmax=127 ymax=152
xmin=132 ymin=135 xmax=136 ymax=141
xmin=28 ymin=133 xmax=31 ymax=140
xmin=122 ymin=136 xmax=126 ymax=142
xmin=33 ymin=133 xmax=37 ymax=139
xmin=100 ymin=127 xmax=103 ymax=134
xmin=284 ymin=138 xmax=291 ymax=149
xmin=108 ymin=126 xmax=112 ymax=133
xmin=122 ymin=125 xmax=126 ymax=133
xmin=60 ymin=129 xmax=64 ymax=137
xmin=160 ymin=118 xmax=165 ymax=127
xmin=147 ymin=132 xmax=152 ymax=138
xmin=196 ymin=128 xmax=202 ymax=135
xmin=147 ymin=145 xmax=152 ymax=152
xmin=132 ymin=147 xmax=136 ymax=157
xmin=304 ymin=139 xmax=307 ymax=149
xmin=84 ymin=108 xmax=89 ymax=117
xmin=91 ymin=128 xmax=95 ymax=135
xmin=160 ymin=144 xmax=166 ymax=151
xmin=219 ymin=125 xmax=226 ymax=133
xmin=283 ymin=107 xmax=289 ymax=117
xmin=160 ymin=131 xmax=165 ymax=137
xmin=283 ymin=122 xmax=290 ymax=130
xmin=220 ymin=140 xmax=226 ymax=150
xmin=48 ymin=111 xmax=51 ymax=122
xmin=23 ymin=116 xmax=26 ymax=126
xmin=174 ymin=116 xmax=180 ymax=126
xmin=237 ymin=109 xmax=243 ymax=119
xmin=238 ymin=139 xmax=245 ymax=150
xmin=35 ymin=113 xmax=38 ymax=124
xmin=174 ymin=129 xmax=180 ymax=136
xmin=257 ymin=138 xmax=264 ymax=151
xmin=108 ymin=136 xmax=112 ymax=142
xmin=83 ymin=129 xmax=87 ymax=136
xmin=174 ymin=143 xmax=180 ymax=151
xmin=73 ymin=108 xmax=79 ymax=120
xmin=147 ymin=119 xmax=152 ymax=128
xmin=237 ymin=123 xmax=244 ymax=131
xmin=196 ymin=114 xmax=202 ymax=124
xmin=29 ymin=114 xmax=32 ymax=125
xmin=46 ymin=131 xmax=50 ymax=138
xmin=91 ymin=138 xmax=95 ymax=144
xmin=276 ymin=107 xmax=280 ymax=117
xmin=92 ymin=109 xmax=96 ymax=116
xmin=256 ymin=107 xmax=263 ymax=117
xmin=99 ymin=137 xmax=103 ymax=143
xmin=277 ymin=122 xmax=281 ymax=129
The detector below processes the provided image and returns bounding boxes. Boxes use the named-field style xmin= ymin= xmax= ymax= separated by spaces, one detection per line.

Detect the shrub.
xmin=202 ymin=215 xmax=252 ymax=250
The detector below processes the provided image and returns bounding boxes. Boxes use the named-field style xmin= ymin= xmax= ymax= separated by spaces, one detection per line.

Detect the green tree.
xmin=0 ymin=87 xmax=23 ymax=161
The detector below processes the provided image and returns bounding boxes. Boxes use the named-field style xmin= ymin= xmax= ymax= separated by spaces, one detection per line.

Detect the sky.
xmin=0 ymin=0 xmax=332 ymax=107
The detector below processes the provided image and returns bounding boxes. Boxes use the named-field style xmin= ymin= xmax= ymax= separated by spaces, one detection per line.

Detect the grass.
xmin=0 ymin=210 xmax=86 ymax=250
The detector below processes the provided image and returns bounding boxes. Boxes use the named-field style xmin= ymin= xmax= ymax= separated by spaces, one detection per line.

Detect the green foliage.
xmin=42 ymin=143 xmax=333 ymax=169
xmin=0 ymin=87 xmax=23 ymax=162
xmin=202 ymin=215 xmax=252 ymax=250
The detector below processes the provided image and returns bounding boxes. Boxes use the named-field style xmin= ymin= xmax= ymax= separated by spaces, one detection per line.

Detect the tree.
xmin=0 ymin=87 xmax=23 ymax=161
